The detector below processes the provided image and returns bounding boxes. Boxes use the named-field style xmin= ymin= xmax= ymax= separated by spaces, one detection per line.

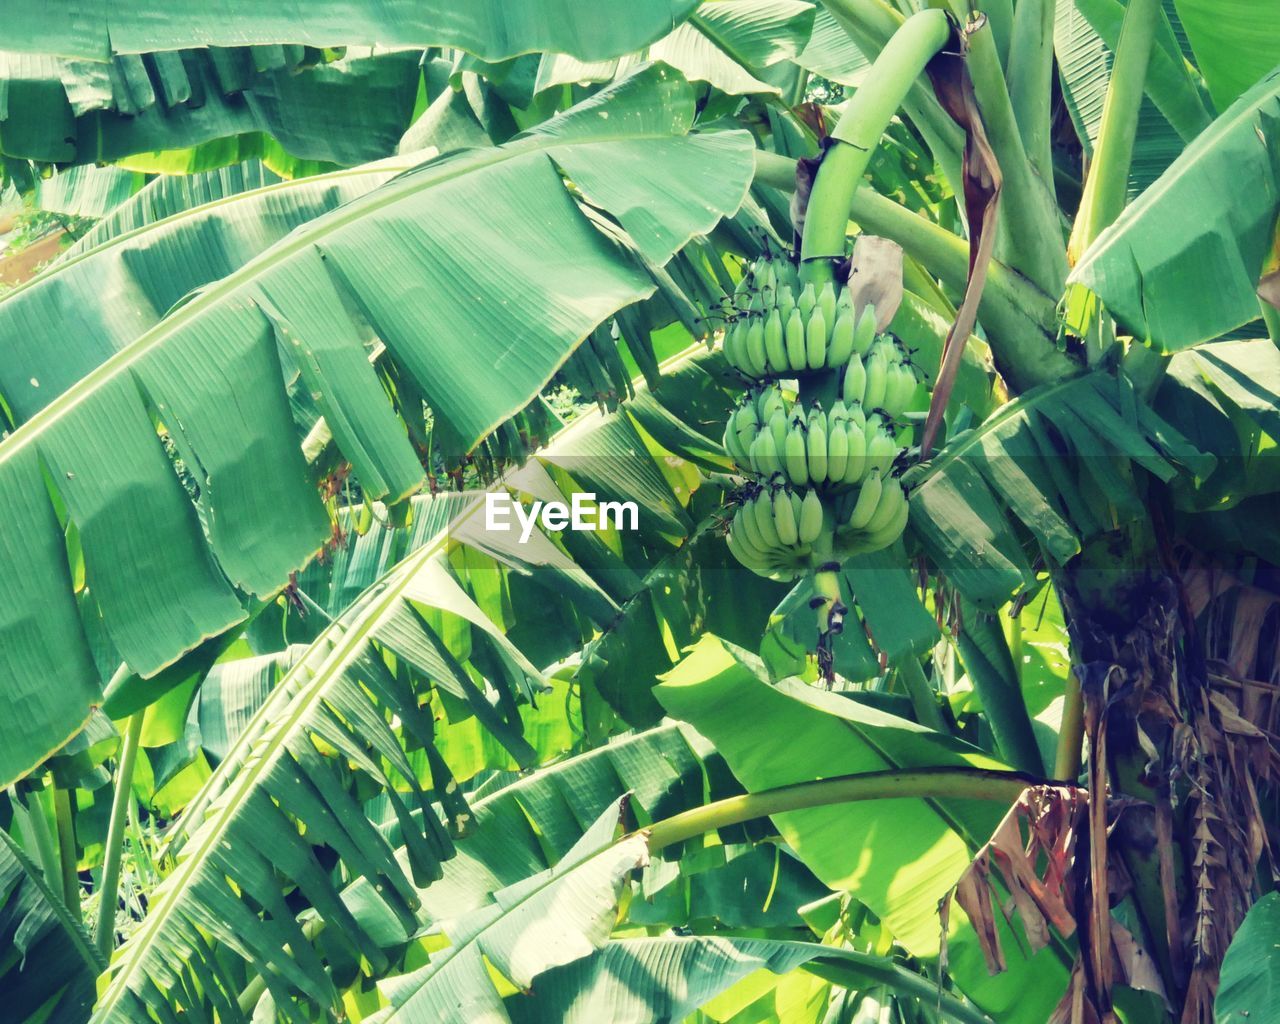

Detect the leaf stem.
xmin=799 ymin=9 xmax=952 ymax=275
xmin=1053 ymin=672 xmax=1085 ymax=781
xmin=1067 ymin=0 xmax=1162 ymax=262
xmin=646 ymin=766 xmax=1040 ymax=852
xmin=53 ymin=781 xmax=82 ymax=921
xmin=1006 ymin=0 xmax=1056 ymax=187
xmin=895 ymin=656 xmax=950 ymax=733
xmin=96 ymin=712 xmax=143 ymax=957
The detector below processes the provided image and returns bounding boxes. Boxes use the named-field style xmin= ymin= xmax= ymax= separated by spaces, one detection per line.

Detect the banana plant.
xmin=5 ymin=2 xmax=1280 ymax=1023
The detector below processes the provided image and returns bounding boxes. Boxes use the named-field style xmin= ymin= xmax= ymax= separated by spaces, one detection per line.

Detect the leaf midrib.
xmin=0 ymin=126 xmax=701 ymax=470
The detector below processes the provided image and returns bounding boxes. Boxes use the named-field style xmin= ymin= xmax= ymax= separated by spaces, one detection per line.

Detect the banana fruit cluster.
xmin=831 ymin=469 xmax=911 ymax=554
xmin=721 ymin=251 xmax=920 ymax=584
xmin=725 ymin=485 xmax=826 ymax=581
xmin=723 ymin=387 xmax=900 ymax=490
xmin=840 ymin=335 xmax=918 ymax=417
xmin=724 ymin=260 xmax=879 ymax=380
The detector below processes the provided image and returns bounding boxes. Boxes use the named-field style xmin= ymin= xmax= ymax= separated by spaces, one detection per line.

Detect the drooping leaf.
xmin=0 ymin=65 xmax=755 ymax=788
xmin=0 ymin=828 xmax=104 ymax=1024
xmin=0 ymin=1 xmax=703 ymax=64
xmin=655 ymin=635 xmax=1070 ymax=1023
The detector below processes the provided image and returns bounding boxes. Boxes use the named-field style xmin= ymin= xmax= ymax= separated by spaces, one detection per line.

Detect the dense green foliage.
xmin=2 ymin=2 xmax=1280 ymax=1023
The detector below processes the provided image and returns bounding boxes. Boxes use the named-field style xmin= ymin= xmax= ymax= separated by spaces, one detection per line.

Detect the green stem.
xmin=755 ymin=150 xmax=1074 ymax=392
xmin=96 ymin=712 xmax=143 ymax=957
xmin=1068 ymin=0 xmax=1161 ymax=262
xmin=800 ymin=9 xmax=952 ymax=274
xmin=896 ymin=657 xmax=950 ymax=733
xmin=646 ymin=766 xmax=1039 ymax=851
xmin=819 ymin=0 xmax=966 ymax=193
xmin=1006 ymin=0 xmax=1056 ymax=188
xmin=52 ymin=782 xmax=81 ymax=922
xmin=949 ymin=10 xmax=1068 ymax=296
xmin=1053 ymin=672 xmax=1084 ymax=781
xmin=23 ymin=787 xmax=62 ymax=897
xmin=804 ymin=954 xmax=994 ymax=1024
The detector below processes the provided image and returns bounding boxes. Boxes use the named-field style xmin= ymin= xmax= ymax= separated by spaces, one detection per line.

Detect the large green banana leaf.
xmin=0 ymin=0 xmax=702 ymax=63
xmin=60 ymin=162 xmax=279 ymax=253
xmin=0 ymin=49 xmax=421 ymax=168
xmin=0 ymin=828 xmax=104 ymax=1024
xmin=0 ymin=64 xmax=754 ymax=788
xmin=365 ymin=803 xmax=648 ymax=1024
xmin=1069 ymin=70 xmax=1280 ymax=351
xmin=1173 ymin=0 xmax=1280 ymax=111
xmin=0 ymin=153 xmax=414 ymax=427
xmin=89 ymin=349 xmax=718 ymax=1020
xmin=538 ymin=0 xmax=818 ymax=98
xmin=655 ymin=635 xmax=1070 ymax=1023
xmin=908 ymin=370 xmax=1209 ymax=608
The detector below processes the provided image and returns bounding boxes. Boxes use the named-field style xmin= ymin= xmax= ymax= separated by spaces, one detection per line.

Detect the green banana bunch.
xmin=724 ymin=255 xmax=882 ymax=379
xmin=839 ymin=334 xmax=918 ymax=417
xmin=721 ymin=387 xmax=787 ymax=470
xmin=833 ymin=470 xmax=911 ymax=555
xmin=732 ymin=389 xmax=901 ymax=491
xmin=723 ymin=252 xmax=920 ymax=643
xmin=726 ymin=485 xmax=828 ymax=581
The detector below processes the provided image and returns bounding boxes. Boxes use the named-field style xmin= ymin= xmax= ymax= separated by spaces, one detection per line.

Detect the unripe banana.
xmin=750 ymin=430 xmax=782 ymax=478
xmin=853 ymin=305 xmax=877 ymax=356
xmin=724 ymin=319 xmax=744 ymax=370
xmin=863 ymin=477 xmax=906 ymax=535
xmin=818 ymin=282 xmax=837 ymax=330
xmin=862 ymin=486 xmax=910 ymax=551
xmin=763 ymin=309 xmax=786 ymax=374
xmin=727 ymin=528 xmax=771 ymax=575
xmin=768 ymin=410 xmax=788 ymax=454
xmin=882 ymin=364 xmax=915 ymax=418
xmin=747 ymin=289 xmax=765 ymax=313
xmin=863 ymin=348 xmax=888 ymax=409
xmin=757 ymin=387 xmax=785 ymax=425
xmin=806 ymin=410 xmax=828 ymax=483
xmin=842 ymin=356 xmax=867 ymax=406
xmin=798 ymin=488 xmax=824 ymax=544
xmin=805 ymin=307 xmax=827 ymax=370
xmin=776 ymin=284 xmax=796 ymax=321
xmin=842 ymin=420 xmax=868 ymax=485
xmin=744 ymin=318 xmax=768 ymax=376
xmin=785 ymin=308 xmax=807 ymax=371
xmin=784 ymin=422 xmax=808 ymax=486
xmin=735 ymin=502 xmax=767 ymax=552
xmin=722 ymin=418 xmax=743 ymax=463
xmin=772 ymin=488 xmax=799 ymax=545
xmin=826 ymin=418 xmax=849 ymax=483
xmin=827 ymin=310 xmax=855 ymax=368
xmin=845 ymin=402 xmax=867 ymax=432
xmin=752 ymin=491 xmax=782 ymax=548
xmin=867 ymin=429 xmax=898 ymax=475
xmin=845 ymin=470 xmax=883 ymax=530
xmin=734 ymin=405 xmax=758 ymax=451
xmin=797 ymin=282 xmax=816 ymax=319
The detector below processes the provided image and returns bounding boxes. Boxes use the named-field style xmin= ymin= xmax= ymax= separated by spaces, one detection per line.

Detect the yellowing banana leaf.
xmin=1069 ymin=69 xmax=1280 ymax=350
